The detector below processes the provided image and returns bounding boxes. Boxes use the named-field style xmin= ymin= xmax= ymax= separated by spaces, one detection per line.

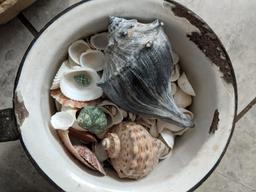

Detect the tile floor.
xmin=0 ymin=0 xmax=256 ymax=191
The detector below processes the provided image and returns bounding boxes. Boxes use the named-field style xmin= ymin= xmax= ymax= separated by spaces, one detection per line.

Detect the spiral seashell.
xmin=102 ymin=122 xmax=168 ymax=179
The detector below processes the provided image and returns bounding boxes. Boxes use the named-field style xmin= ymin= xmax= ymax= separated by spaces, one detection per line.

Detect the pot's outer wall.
xmin=15 ymin=0 xmax=237 ymax=191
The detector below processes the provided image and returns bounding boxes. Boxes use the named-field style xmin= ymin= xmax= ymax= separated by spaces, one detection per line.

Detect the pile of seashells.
xmin=50 ymin=17 xmax=195 ymax=180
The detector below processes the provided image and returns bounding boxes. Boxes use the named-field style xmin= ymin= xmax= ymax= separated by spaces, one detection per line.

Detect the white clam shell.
xmin=50 ymin=60 xmax=71 ymax=90
xmin=60 ymin=68 xmax=103 ymax=101
xmin=173 ymin=88 xmax=192 ymax=108
xmin=171 ymin=50 xmax=179 ymax=65
xmin=160 ymin=129 xmax=175 ymax=148
xmin=90 ymin=32 xmax=109 ymax=50
xmin=80 ymin=50 xmax=105 ymax=71
xmin=93 ymin=143 xmax=108 ymax=162
xmin=171 ymin=63 xmax=180 ymax=82
xmin=50 ymin=111 xmax=75 ymax=130
xmin=68 ymin=40 xmax=90 ymax=66
xmin=98 ymin=100 xmax=123 ymax=125
xmin=178 ymin=73 xmax=196 ymax=96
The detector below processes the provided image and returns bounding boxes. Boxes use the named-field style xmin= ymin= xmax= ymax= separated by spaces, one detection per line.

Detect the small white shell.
xmin=93 ymin=143 xmax=108 ymax=162
xmin=50 ymin=60 xmax=71 ymax=90
xmin=90 ymin=32 xmax=109 ymax=50
xmin=80 ymin=50 xmax=105 ymax=71
xmin=60 ymin=68 xmax=103 ymax=101
xmin=172 ymin=50 xmax=179 ymax=65
xmin=98 ymin=100 xmax=123 ymax=125
xmin=178 ymin=73 xmax=196 ymax=96
xmin=160 ymin=129 xmax=175 ymax=148
xmin=169 ymin=82 xmax=177 ymax=96
xmin=173 ymin=88 xmax=192 ymax=108
xmin=50 ymin=111 xmax=75 ymax=130
xmin=171 ymin=63 xmax=180 ymax=82
xmin=68 ymin=40 xmax=90 ymax=66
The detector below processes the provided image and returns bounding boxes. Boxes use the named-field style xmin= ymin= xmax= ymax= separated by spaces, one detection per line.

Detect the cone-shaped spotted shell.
xmin=102 ymin=122 xmax=168 ymax=179
xmin=98 ymin=16 xmax=193 ymax=128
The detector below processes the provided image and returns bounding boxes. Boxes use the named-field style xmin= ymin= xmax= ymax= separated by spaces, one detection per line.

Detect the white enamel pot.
xmin=0 ymin=0 xmax=237 ymax=191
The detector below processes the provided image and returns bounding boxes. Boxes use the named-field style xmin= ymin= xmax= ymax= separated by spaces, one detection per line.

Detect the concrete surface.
xmin=0 ymin=0 xmax=256 ymax=191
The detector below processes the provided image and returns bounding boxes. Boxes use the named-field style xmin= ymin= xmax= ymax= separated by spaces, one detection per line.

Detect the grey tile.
xmin=0 ymin=19 xmax=57 ymax=191
xmin=195 ymin=171 xmax=253 ymax=192
xmin=176 ymin=0 xmax=256 ymax=113
xmin=22 ymin=0 xmax=81 ymax=31
xmin=0 ymin=18 xmax=33 ymax=109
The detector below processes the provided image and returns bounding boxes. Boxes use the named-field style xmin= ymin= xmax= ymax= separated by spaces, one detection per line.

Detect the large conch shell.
xmin=102 ymin=122 xmax=168 ymax=179
xmin=60 ymin=68 xmax=103 ymax=101
xmin=98 ymin=16 xmax=193 ymax=128
xmin=57 ymin=130 xmax=105 ymax=175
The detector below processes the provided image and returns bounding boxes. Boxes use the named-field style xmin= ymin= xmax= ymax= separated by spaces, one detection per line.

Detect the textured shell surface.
xmin=98 ymin=16 xmax=193 ymax=128
xmin=102 ymin=122 xmax=168 ymax=179
xmin=68 ymin=40 xmax=90 ymax=66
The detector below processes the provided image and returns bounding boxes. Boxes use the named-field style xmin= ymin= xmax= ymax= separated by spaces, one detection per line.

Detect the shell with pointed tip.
xmin=50 ymin=60 xmax=71 ymax=90
xmin=173 ymin=88 xmax=192 ymax=108
xmin=98 ymin=100 xmax=124 ymax=125
xmin=171 ymin=63 xmax=181 ymax=82
xmin=80 ymin=50 xmax=105 ymax=71
xmin=101 ymin=122 xmax=168 ymax=179
xmin=90 ymin=32 xmax=109 ymax=50
xmin=58 ymin=130 xmax=105 ymax=175
xmin=177 ymin=72 xmax=196 ymax=96
xmin=50 ymin=89 xmax=101 ymax=109
xmin=60 ymin=68 xmax=103 ymax=101
xmin=98 ymin=17 xmax=193 ymax=128
xmin=68 ymin=40 xmax=90 ymax=66
xmin=50 ymin=111 xmax=75 ymax=130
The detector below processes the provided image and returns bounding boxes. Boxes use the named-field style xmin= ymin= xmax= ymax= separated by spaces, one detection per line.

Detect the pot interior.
xmin=15 ymin=0 xmax=236 ymax=191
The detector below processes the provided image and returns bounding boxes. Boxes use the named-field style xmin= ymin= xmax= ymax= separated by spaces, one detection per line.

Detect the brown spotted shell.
xmin=102 ymin=122 xmax=168 ymax=179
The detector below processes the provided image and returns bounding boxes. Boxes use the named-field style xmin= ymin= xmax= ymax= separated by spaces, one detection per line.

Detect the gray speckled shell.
xmin=98 ymin=16 xmax=193 ymax=128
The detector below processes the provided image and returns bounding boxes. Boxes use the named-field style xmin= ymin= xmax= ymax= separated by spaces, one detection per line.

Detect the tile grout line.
xmin=17 ymin=13 xmax=38 ymax=37
xmin=235 ymin=96 xmax=256 ymax=123
xmin=217 ymin=171 xmax=256 ymax=191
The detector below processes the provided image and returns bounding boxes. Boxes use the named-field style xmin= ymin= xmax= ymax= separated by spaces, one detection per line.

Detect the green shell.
xmin=77 ymin=106 xmax=108 ymax=134
xmin=74 ymin=74 xmax=91 ymax=87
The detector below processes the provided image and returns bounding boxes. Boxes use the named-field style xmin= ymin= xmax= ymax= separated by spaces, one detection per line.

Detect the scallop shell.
xmin=60 ymin=68 xmax=103 ymax=101
xmin=173 ymin=88 xmax=192 ymax=108
xmin=177 ymin=72 xmax=196 ymax=96
xmin=171 ymin=63 xmax=181 ymax=82
xmin=50 ymin=89 xmax=100 ymax=109
xmin=50 ymin=60 xmax=71 ymax=90
xmin=50 ymin=111 xmax=75 ymax=130
xmin=58 ymin=130 xmax=105 ymax=175
xmin=98 ymin=16 xmax=193 ymax=128
xmin=90 ymin=32 xmax=109 ymax=50
xmin=102 ymin=122 xmax=168 ymax=179
xmin=98 ymin=100 xmax=124 ymax=125
xmin=68 ymin=40 xmax=90 ymax=66
xmin=80 ymin=50 xmax=105 ymax=71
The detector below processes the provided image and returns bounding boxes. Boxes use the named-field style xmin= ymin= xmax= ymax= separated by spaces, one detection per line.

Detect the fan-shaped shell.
xmin=50 ymin=89 xmax=101 ymax=109
xmin=68 ymin=40 xmax=90 ymax=66
xmin=177 ymin=72 xmax=196 ymax=96
xmin=60 ymin=68 xmax=103 ymax=101
xmin=102 ymin=122 xmax=168 ymax=179
xmin=50 ymin=60 xmax=71 ymax=90
xmin=90 ymin=32 xmax=109 ymax=50
xmin=80 ymin=50 xmax=105 ymax=71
